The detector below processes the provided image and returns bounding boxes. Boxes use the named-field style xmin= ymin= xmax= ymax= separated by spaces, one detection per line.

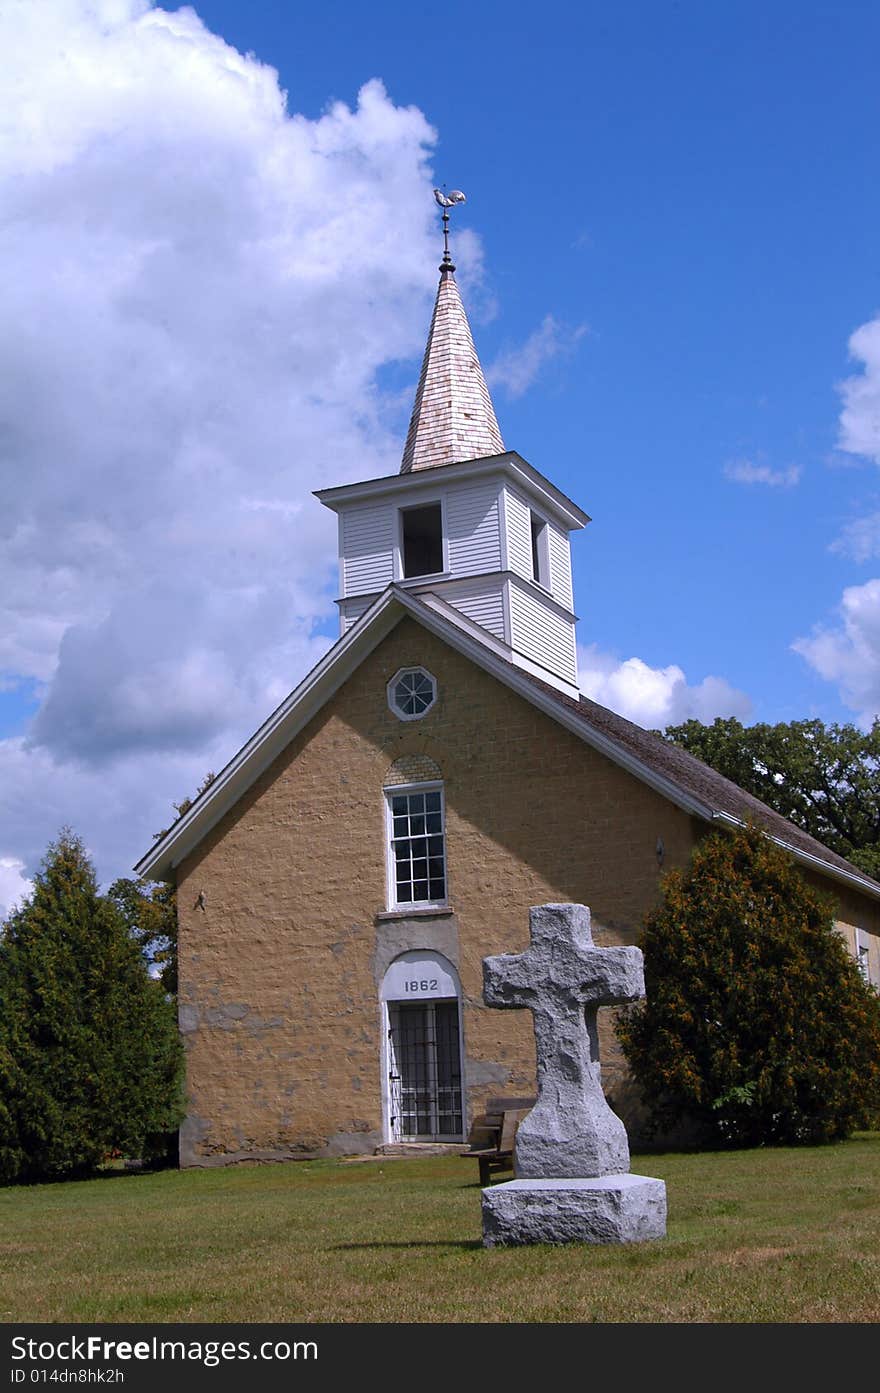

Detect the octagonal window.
xmin=388 ymin=667 xmax=437 ymax=721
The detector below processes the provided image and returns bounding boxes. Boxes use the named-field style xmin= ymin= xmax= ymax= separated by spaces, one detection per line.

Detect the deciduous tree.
xmin=661 ymin=717 xmax=880 ymax=879
xmin=108 ymin=771 xmax=215 ymax=995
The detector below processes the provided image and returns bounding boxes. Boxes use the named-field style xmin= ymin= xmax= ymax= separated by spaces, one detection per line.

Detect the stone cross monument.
xmin=481 ymin=903 xmax=667 ymax=1247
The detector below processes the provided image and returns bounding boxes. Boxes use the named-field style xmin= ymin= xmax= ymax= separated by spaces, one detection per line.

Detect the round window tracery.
xmin=388 ymin=667 xmax=437 ymax=721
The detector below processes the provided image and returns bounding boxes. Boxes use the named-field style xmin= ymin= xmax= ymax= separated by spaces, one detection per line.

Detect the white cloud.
xmin=792 ymin=317 xmax=880 ymax=725
xmin=487 ymin=314 xmax=587 ymax=398
xmin=29 ymin=582 xmax=333 ymax=764
xmin=0 ymin=856 xmax=32 ymax=923
xmin=838 ymin=315 xmax=880 ymax=465
xmin=792 ymin=579 xmax=880 ymax=727
xmin=830 ymin=510 xmax=880 ymax=563
xmin=0 ymin=732 xmax=229 ymax=898
xmin=578 ymin=645 xmax=752 ymax=730
xmin=0 ymin=1 xmax=448 ymax=885
xmin=723 ymin=459 xmax=801 ymax=488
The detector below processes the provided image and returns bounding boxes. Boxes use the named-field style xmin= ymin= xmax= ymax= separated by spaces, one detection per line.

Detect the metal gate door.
xmin=387 ymin=999 xmax=463 ymax=1141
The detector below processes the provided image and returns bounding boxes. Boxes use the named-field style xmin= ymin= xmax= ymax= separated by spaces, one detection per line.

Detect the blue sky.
xmin=1 ymin=0 xmax=879 ymax=905
xmin=179 ymin=0 xmax=880 ymax=720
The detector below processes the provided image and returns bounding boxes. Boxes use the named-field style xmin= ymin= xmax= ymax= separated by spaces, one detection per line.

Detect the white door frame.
xmin=379 ymin=950 xmax=465 ymax=1143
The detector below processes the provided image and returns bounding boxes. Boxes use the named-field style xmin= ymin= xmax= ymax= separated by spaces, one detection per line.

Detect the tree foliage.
xmin=618 ymin=824 xmax=880 ymax=1147
xmin=108 ymin=876 xmax=178 ymax=994
xmin=108 ymin=771 xmax=216 ymax=996
xmin=661 ymin=717 xmax=880 ymax=880
xmin=163 ymin=771 xmax=217 ymax=831
xmin=0 ymin=832 xmax=184 ymax=1183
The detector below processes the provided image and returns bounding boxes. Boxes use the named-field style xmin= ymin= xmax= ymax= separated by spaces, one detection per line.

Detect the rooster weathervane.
xmin=433 ymin=186 xmax=466 ymax=269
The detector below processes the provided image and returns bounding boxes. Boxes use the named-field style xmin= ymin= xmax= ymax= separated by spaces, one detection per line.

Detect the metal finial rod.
xmin=433 ymin=187 xmax=466 ymax=272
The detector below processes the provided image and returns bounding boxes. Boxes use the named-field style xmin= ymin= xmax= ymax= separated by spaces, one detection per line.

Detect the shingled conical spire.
xmin=400 ymin=201 xmax=504 ymax=473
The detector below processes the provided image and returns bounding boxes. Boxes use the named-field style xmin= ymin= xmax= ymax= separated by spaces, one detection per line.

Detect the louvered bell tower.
xmin=315 ymin=192 xmax=589 ymax=698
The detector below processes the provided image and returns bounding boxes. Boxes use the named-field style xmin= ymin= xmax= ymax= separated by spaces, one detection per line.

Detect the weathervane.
xmin=433 ymin=187 xmax=466 ymax=271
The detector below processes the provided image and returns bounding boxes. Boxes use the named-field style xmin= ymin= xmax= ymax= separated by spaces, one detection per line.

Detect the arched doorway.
xmin=380 ymin=950 xmax=464 ymax=1143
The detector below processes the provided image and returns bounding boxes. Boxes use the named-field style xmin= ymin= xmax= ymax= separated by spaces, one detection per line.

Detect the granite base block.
xmin=481 ymin=1173 xmax=667 ymax=1247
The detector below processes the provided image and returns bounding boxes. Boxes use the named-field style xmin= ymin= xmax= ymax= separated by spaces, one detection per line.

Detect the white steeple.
xmin=315 ymin=193 xmax=590 ymax=698
xmin=400 ymin=257 xmax=504 ymax=473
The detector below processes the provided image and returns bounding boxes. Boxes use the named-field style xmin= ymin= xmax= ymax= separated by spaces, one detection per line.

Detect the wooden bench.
xmin=462 ymin=1095 xmax=536 ymax=1185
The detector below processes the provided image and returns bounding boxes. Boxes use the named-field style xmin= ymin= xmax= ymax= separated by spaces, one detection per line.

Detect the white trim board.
xmin=315 ymin=451 xmax=590 ymax=533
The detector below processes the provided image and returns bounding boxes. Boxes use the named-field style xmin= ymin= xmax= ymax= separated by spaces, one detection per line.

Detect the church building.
xmin=136 ymin=206 xmax=880 ymax=1167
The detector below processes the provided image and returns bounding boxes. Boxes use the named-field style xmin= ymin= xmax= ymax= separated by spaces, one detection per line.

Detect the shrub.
xmin=618 ymin=824 xmax=880 ymax=1146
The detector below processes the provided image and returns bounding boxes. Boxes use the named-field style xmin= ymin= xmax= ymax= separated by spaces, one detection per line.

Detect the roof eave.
xmin=710 ymin=810 xmax=880 ymax=901
xmin=380 ymin=594 xmax=716 ymax=822
xmin=314 ymin=451 xmax=590 ymax=531
xmin=134 ymin=587 xmax=879 ymax=905
xmin=134 ymin=585 xmax=702 ymax=882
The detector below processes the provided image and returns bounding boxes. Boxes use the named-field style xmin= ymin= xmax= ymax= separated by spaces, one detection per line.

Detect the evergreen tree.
xmin=618 ymin=824 xmax=880 ymax=1147
xmin=0 ymin=832 xmax=184 ymax=1184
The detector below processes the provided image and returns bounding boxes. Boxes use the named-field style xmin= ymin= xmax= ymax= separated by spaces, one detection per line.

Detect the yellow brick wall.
xmin=800 ymin=870 xmax=880 ymax=988
xmin=175 ymin=616 xmax=880 ymax=1165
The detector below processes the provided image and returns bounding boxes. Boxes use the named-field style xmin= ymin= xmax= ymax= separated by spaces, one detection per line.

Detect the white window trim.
xmin=395 ymin=495 xmax=449 ymax=581
xmin=857 ymin=929 xmax=878 ymax=988
xmin=529 ymin=507 xmax=552 ymax=592
xmin=387 ymin=666 xmax=438 ymax=722
xmin=384 ymin=780 xmax=448 ymax=912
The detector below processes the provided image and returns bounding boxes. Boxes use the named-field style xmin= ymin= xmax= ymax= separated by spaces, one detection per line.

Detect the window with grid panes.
xmin=388 ymin=785 xmax=446 ymax=907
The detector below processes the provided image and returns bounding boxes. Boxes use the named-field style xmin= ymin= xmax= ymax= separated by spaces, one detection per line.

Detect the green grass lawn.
xmin=2 ymin=1136 xmax=879 ymax=1323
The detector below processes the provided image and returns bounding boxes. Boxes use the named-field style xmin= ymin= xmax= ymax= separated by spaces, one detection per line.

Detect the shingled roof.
xmin=522 ymin=667 xmax=880 ymax=891
xmin=400 ymin=264 xmax=504 ymax=473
